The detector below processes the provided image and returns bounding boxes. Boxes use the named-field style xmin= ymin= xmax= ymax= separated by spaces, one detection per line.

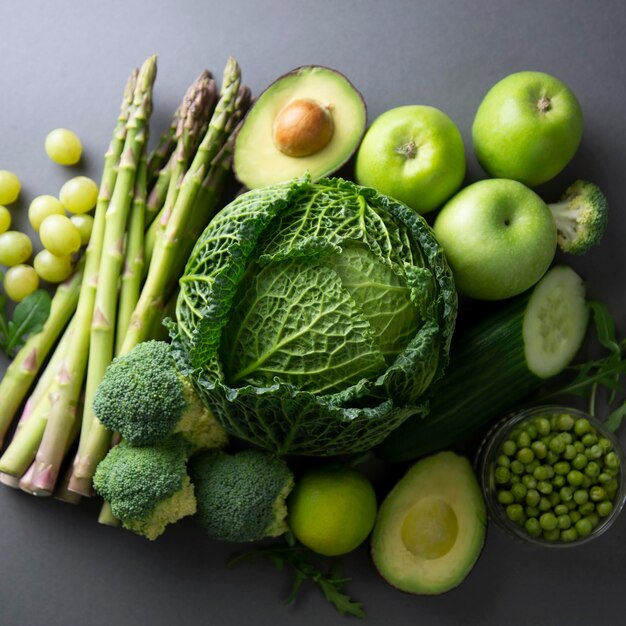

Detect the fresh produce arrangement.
xmin=1 ymin=54 xmax=624 ymax=619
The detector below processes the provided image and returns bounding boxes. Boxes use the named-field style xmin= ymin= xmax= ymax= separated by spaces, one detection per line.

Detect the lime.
xmin=288 ymin=465 xmax=377 ymax=557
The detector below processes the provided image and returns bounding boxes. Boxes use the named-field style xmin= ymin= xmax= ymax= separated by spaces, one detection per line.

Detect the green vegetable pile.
xmin=492 ymin=410 xmax=622 ymax=542
xmin=175 ymin=177 xmax=456 ymax=455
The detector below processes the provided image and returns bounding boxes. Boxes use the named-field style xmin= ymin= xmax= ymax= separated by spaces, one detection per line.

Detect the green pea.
xmin=561 ymin=528 xmax=579 ymax=542
xmin=537 ymin=481 xmax=553 ymax=495
xmin=581 ymin=476 xmax=592 ymax=489
xmin=563 ymin=444 xmax=577 ymax=460
xmin=572 ymin=454 xmax=588 ymax=470
xmin=585 ymin=513 xmax=600 ymax=528
xmin=510 ymin=474 xmax=521 ymax=485
xmin=498 ymin=490 xmax=514 ymax=505
xmin=547 ymin=451 xmax=559 ymax=465
xmin=502 ymin=440 xmax=517 ymax=457
xmin=598 ymin=438 xmax=612 ymax=454
xmin=525 ymin=489 xmax=540 ymax=507
xmin=517 ymin=447 xmax=534 ymax=464
xmin=569 ymin=510 xmax=582 ymax=523
xmin=582 ymin=433 xmax=598 ymax=447
xmin=566 ymin=500 xmax=578 ymax=510
xmin=511 ymin=482 xmax=527 ymax=501
xmin=567 ymin=470 xmax=584 ymax=487
xmin=586 ymin=445 xmax=603 ymax=460
xmin=598 ymin=472 xmax=612 ymax=484
xmin=574 ymin=441 xmax=585 ymax=454
xmin=506 ymin=503 xmax=525 ymax=522
xmin=605 ymin=452 xmax=620 ymax=469
xmin=574 ymin=418 xmax=591 ymax=437
xmin=597 ymin=500 xmax=613 ymax=517
xmin=533 ymin=465 xmax=549 ymax=481
xmin=584 ymin=462 xmax=600 ymax=478
xmin=543 ymin=528 xmax=560 ymax=541
xmin=559 ymin=486 xmax=574 ymax=502
xmin=517 ymin=431 xmax=531 ymax=449
xmin=524 ymin=460 xmax=540 ymax=475
xmin=524 ymin=517 xmax=542 ymax=537
xmin=525 ymin=506 xmax=540 ymax=518
xmin=590 ymin=486 xmax=607 ymax=502
xmin=573 ymin=490 xmax=589 ymax=505
xmin=496 ymin=454 xmax=511 ymax=468
xmin=549 ymin=436 xmax=566 ymax=455
xmin=554 ymin=461 xmax=571 ymax=475
xmin=575 ymin=518 xmax=593 ymax=537
xmin=579 ymin=502 xmax=595 ymax=516
xmin=522 ymin=475 xmax=537 ymax=489
xmin=604 ymin=478 xmax=619 ymax=493
xmin=535 ymin=417 xmax=551 ymax=436
xmin=524 ymin=423 xmax=538 ymax=440
xmin=531 ymin=440 xmax=547 ymax=460
xmin=555 ymin=413 xmax=574 ymax=431
xmin=539 ymin=512 xmax=558 ymax=530
xmin=495 ymin=466 xmax=511 ymax=484
xmin=554 ymin=504 xmax=568 ymax=516
xmin=539 ymin=496 xmax=552 ymax=511
xmin=510 ymin=460 xmax=525 ymax=475
xmin=553 ymin=475 xmax=566 ymax=488
xmin=557 ymin=514 xmax=572 ymax=529
xmin=549 ymin=492 xmax=560 ymax=507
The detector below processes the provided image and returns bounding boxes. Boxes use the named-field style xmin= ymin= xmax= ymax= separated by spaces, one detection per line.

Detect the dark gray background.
xmin=1 ymin=1 xmax=625 ymax=624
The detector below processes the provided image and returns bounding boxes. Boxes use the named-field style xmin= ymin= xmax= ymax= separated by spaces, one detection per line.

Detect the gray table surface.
xmin=1 ymin=1 xmax=625 ymax=624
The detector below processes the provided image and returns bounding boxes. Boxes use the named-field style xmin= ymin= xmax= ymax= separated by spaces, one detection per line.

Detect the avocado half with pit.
xmin=372 ymin=451 xmax=486 ymax=595
xmin=234 ymin=66 xmax=366 ymax=188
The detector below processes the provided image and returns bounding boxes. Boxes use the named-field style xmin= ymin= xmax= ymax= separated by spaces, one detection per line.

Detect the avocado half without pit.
xmin=372 ymin=451 xmax=487 ymax=595
xmin=234 ymin=66 xmax=367 ymax=188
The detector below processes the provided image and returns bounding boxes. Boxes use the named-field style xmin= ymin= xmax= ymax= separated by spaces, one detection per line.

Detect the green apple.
xmin=433 ymin=179 xmax=556 ymax=300
xmin=355 ymin=105 xmax=465 ymax=214
xmin=472 ymin=71 xmax=583 ymax=186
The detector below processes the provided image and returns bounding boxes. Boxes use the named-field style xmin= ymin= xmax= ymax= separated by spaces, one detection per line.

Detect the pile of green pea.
xmin=493 ymin=411 xmax=621 ymax=542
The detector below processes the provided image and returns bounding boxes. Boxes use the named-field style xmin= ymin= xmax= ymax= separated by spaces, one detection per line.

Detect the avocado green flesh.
xmin=372 ymin=451 xmax=486 ymax=594
xmin=234 ymin=66 xmax=366 ymax=188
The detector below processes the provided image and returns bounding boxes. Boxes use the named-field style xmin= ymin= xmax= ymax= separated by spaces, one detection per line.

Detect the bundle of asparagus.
xmin=0 ymin=55 xmax=250 ymax=509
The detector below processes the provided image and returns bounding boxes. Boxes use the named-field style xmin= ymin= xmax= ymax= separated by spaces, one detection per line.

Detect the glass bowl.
xmin=477 ymin=405 xmax=626 ymax=548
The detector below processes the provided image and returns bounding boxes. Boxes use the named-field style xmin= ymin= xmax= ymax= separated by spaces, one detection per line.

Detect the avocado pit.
xmin=272 ymin=98 xmax=335 ymax=158
xmin=401 ymin=497 xmax=458 ymax=560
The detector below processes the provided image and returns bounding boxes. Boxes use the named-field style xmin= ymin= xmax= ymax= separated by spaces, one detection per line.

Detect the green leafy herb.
xmin=229 ymin=539 xmax=365 ymax=618
xmin=0 ymin=272 xmax=51 ymax=357
xmin=540 ymin=300 xmax=626 ymax=432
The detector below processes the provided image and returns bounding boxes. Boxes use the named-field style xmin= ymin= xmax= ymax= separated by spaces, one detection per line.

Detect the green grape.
xmin=39 ymin=214 xmax=81 ymax=256
xmin=28 ymin=195 xmax=66 ymax=231
xmin=0 ymin=231 xmax=33 ymax=266
xmin=3 ymin=264 xmax=39 ymax=301
xmin=0 ymin=170 xmax=21 ymax=205
xmin=34 ymin=249 xmax=73 ymax=283
xmin=0 ymin=205 xmax=11 ymax=234
xmin=59 ymin=176 xmax=98 ymax=214
xmin=70 ymin=213 xmax=94 ymax=245
xmin=44 ymin=128 xmax=83 ymax=165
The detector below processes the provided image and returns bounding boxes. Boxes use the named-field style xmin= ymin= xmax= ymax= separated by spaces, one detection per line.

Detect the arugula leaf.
xmin=605 ymin=401 xmax=626 ymax=433
xmin=0 ymin=289 xmax=51 ymax=357
xmin=229 ymin=542 xmax=365 ymax=618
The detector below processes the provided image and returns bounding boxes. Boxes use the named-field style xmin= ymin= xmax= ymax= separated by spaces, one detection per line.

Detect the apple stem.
xmin=537 ymin=96 xmax=551 ymax=113
xmin=395 ymin=140 xmax=417 ymax=159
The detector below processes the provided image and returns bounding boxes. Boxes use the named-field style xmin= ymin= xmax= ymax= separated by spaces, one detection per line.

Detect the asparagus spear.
xmin=71 ymin=58 xmax=242 ymax=494
xmin=146 ymin=111 xmax=179 ymax=191
xmin=115 ymin=152 xmax=147 ymax=354
xmin=0 ymin=261 xmax=84 ymax=447
xmin=144 ymin=71 xmax=217 ymax=267
xmin=145 ymin=151 xmax=174 ymax=228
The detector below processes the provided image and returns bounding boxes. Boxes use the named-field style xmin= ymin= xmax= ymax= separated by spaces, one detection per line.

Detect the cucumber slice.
xmin=523 ymin=265 xmax=589 ymax=378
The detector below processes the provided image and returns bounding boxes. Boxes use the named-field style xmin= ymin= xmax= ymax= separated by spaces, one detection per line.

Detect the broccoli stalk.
xmin=189 ymin=450 xmax=294 ymax=542
xmin=93 ymin=437 xmax=196 ymax=540
xmin=91 ymin=340 xmax=228 ymax=450
xmin=549 ymin=180 xmax=608 ymax=255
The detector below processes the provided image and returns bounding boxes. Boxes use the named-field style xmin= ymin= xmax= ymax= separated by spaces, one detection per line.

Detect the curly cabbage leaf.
xmin=175 ymin=177 xmax=456 ymax=455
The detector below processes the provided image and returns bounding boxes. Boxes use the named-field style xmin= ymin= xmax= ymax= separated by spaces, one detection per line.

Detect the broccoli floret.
xmin=549 ymin=180 xmax=608 ymax=255
xmin=93 ymin=437 xmax=196 ymax=540
xmin=93 ymin=340 xmax=228 ymax=449
xmin=189 ymin=450 xmax=294 ymax=542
